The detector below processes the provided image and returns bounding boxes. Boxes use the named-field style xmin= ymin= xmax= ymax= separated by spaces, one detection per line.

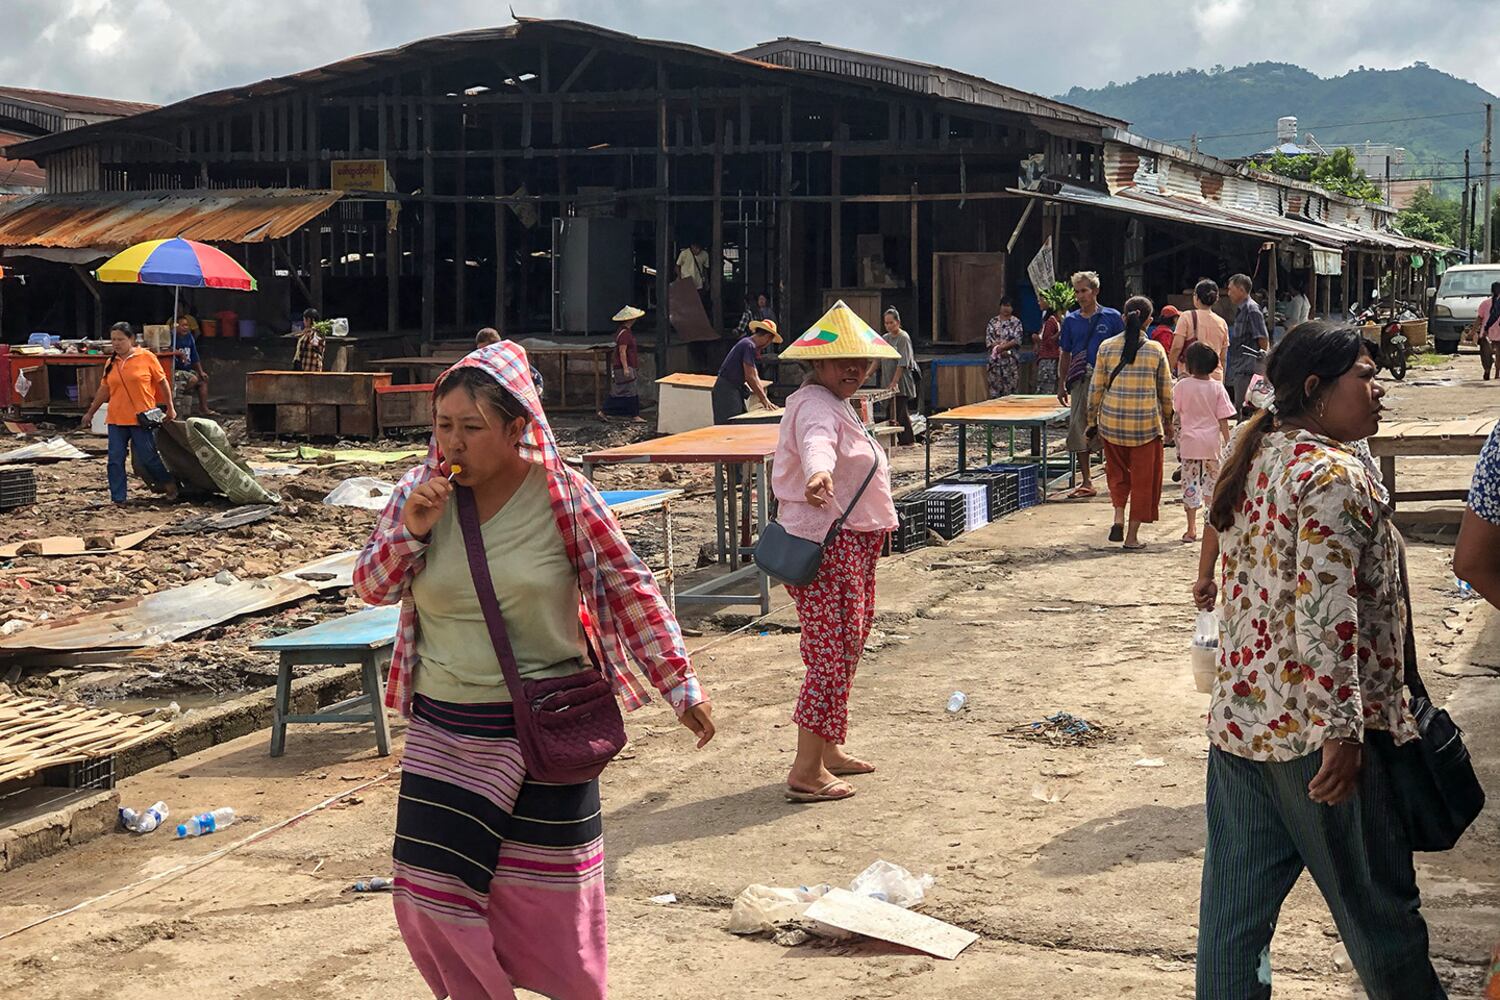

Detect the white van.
xmin=1431 ymin=264 xmax=1500 ymax=350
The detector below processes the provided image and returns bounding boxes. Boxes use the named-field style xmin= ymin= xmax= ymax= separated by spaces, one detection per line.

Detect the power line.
xmin=1167 ymin=110 xmax=1485 ymax=144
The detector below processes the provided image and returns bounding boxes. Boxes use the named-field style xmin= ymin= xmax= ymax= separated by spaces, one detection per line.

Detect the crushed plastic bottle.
xmin=352 ymin=877 xmax=394 ymax=892
xmin=175 ymin=807 xmax=236 ymax=838
xmin=1456 ymin=577 xmax=1481 ymax=600
xmin=119 ymin=801 xmax=168 ymax=834
xmin=945 ymin=691 xmax=968 ymax=714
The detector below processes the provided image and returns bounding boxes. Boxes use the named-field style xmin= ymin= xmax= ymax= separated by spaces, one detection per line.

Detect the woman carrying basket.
xmin=353 ymin=340 xmax=714 ymax=1000
xmin=771 ymin=302 xmax=899 ymax=803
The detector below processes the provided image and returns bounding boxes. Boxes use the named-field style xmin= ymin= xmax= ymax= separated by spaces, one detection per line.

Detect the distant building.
xmin=0 ymin=86 xmax=156 ymax=193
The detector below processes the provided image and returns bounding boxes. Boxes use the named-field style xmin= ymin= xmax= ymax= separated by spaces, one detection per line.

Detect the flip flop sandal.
xmin=1123 ymin=541 xmax=1148 ymax=551
xmin=1059 ymin=484 xmax=1098 ymax=500
xmin=785 ymin=780 xmax=857 ymax=803
xmin=1108 ymin=524 xmax=1125 ymax=543
xmin=828 ymin=760 xmax=876 ymax=777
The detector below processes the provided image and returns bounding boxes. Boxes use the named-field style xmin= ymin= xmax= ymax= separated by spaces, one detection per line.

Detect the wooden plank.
xmin=276 ymin=404 xmax=311 ymax=436
xmin=337 ymin=405 xmax=377 ymax=439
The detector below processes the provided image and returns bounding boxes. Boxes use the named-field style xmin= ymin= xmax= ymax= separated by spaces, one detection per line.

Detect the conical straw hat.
xmin=612 ymin=305 xmax=645 ymax=322
xmin=780 ymin=300 xmax=899 ymax=360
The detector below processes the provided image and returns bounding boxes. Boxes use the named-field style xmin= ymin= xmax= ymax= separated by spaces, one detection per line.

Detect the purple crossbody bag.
xmin=454 ymin=484 xmax=626 ymax=784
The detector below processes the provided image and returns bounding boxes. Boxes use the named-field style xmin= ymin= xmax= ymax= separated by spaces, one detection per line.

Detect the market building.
xmin=0 ymin=18 xmax=1450 ymax=382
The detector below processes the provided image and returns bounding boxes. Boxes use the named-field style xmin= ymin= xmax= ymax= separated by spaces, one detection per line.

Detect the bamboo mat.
xmin=0 ymin=692 xmax=175 ymax=786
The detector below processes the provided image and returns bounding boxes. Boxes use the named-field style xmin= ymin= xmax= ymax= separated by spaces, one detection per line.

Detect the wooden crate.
xmin=309 ymin=405 xmax=341 ymax=438
xmin=376 ymin=383 xmax=434 ymax=434
xmin=929 ymin=357 xmax=989 ymax=410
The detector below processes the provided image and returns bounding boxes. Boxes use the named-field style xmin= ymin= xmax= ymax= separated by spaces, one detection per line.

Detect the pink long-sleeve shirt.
xmin=771 ymin=383 xmax=898 ymax=542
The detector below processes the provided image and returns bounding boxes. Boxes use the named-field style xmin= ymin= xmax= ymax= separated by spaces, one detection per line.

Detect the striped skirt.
xmin=393 ymin=695 xmax=607 ymax=1000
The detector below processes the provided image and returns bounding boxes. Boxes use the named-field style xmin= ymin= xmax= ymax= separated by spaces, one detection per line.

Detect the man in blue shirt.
xmin=172 ymin=315 xmax=217 ymax=416
xmin=1055 ymin=271 xmax=1124 ymax=498
xmin=1225 ymin=273 xmax=1269 ymax=414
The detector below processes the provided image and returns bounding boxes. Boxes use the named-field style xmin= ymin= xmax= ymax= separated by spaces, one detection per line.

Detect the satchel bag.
xmin=754 ymin=428 xmax=880 ymax=587
xmin=455 ymin=484 xmax=627 ymax=785
xmin=1370 ymin=555 xmax=1486 ymax=851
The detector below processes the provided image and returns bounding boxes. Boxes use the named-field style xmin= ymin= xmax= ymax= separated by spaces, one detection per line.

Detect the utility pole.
xmin=1484 ymin=102 xmax=1494 ymax=263
xmin=1385 ymin=156 xmax=1392 ymax=206
xmin=1463 ymin=149 xmax=1471 ymax=254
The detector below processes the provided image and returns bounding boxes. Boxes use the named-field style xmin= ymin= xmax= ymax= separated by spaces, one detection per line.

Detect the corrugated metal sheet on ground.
xmin=0 ymin=188 xmax=343 ymax=249
xmin=0 ymin=551 xmax=357 ymax=655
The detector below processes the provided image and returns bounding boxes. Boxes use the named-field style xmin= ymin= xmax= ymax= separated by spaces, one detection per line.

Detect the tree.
xmin=1249 ymin=146 xmax=1384 ymax=203
xmin=1395 ymin=185 xmax=1460 ymax=245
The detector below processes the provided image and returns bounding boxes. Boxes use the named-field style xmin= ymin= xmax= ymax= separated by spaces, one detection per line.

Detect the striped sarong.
xmin=393 ymin=695 xmax=607 ymax=1000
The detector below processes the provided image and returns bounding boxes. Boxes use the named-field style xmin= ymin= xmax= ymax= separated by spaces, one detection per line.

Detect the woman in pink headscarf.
xmin=354 ymin=341 xmax=715 ymax=1000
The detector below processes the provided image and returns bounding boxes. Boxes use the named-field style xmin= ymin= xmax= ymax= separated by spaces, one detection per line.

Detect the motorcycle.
xmin=1347 ymin=302 xmax=1410 ymax=381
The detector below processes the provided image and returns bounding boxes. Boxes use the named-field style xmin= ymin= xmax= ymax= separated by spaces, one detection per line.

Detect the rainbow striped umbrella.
xmin=97 ymin=237 xmax=256 ymax=291
xmin=96 ymin=238 xmax=256 ymax=352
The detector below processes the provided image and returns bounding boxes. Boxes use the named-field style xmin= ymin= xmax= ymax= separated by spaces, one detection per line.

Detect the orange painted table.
xmin=925 ymin=394 xmax=1073 ymax=492
xmin=582 ymin=424 xmax=779 ymax=614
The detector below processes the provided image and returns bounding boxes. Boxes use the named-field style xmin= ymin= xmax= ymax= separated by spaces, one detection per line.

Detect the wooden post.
xmin=830 ymin=110 xmax=842 ymax=291
xmin=454 ymin=104 xmax=467 ymax=335
xmin=1307 ymin=262 xmax=1316 ymax=320
xmin=421 ymin=71 xmax=436 ymax=343
xmin=493 ymin=129 xmax=507 ymax=331
xmin=909 ymin=181 xmax=919 ymax=339
xmin=1340 ymin=252 xmax=1350 ymax=317
xmin=711 ymin=108 xmax=724 ymax=334
xmin=778 ymin=93 xmax=792 ymax=333
xmin=380 ymin=95 xmax=398 ymax=333
xmin=1356 ymin=252 xmax=1366 ymax=310
xmin=1266 ymin=243 xmax=1278 ymax=335
xmin=655 ymin=62 xmax=672 ymax=372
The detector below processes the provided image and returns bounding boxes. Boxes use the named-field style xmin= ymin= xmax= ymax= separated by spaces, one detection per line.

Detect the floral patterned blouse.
xmin=1210 ymin=429 xmax=1418 ymax=762
xmin=1470 ymin=421 xmax=1500 ymax=525
xmin=985 ymin=315 xmax=1023 ymax=397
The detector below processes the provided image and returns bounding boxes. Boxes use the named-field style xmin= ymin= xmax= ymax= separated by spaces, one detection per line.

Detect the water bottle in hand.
xmin=120 ymin=801 xmax=169 ymax=834
xmin=176 ymin=807 xmax=236 ymax=838
xmin=946 ymin=691 xmax=968 ymax=714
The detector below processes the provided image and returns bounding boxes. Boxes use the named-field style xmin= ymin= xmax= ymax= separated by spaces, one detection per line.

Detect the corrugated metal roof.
xmin=0 ymin=86 xmax=156 ymax=119
xmin=0 ymin=129 xmax=45 ymax=190
xmin=10 ymin=19 xmax=1120 ymax=162
xmin=736 ymin=38 xmax=1125 ymax=129
xmin=0 ymin=187 xmax=342 ymax=249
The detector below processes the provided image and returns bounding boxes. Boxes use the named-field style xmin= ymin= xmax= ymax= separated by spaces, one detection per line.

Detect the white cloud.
xmin=0 ymin=0 xmax=1495 ymax=107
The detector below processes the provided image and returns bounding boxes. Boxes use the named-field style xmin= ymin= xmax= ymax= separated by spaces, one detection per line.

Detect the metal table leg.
xmin=365 ymin=651 xmax=392 ymax=757
xmin=661 ymin=501 xmax=676 ymax=611
xmin=270 ymin=654 xmax=293 ymax=757
xmin=727 ymin=462 xmax=740 ymax=571
xmin=714 ymin=464 xmax=727 ymax=563
xmin=958 ymin=423 xmax=968 ymax=473
xmin=924 ymin=424 xmax=932 ymax=485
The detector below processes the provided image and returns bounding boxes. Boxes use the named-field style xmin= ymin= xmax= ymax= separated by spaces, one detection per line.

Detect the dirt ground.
xmin=1 ymin=353 xmax=1497 ymax=999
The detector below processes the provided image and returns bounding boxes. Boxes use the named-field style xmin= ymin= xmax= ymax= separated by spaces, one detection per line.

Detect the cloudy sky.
xmin=2 ymin=0 xmax=1497 ymax=106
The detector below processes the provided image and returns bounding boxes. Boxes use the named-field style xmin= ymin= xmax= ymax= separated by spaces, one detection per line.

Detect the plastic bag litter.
xmin=13 ymin=371 xmax=30 ymax=399
xmin=727 ymin=884 xmax=832 ymax=935
xmin=848 ymin=860 xmax=935 ymax=909
xmin=1192 ymin=609 xmax=1219 ymax=694
xmin=323 ymin=477 xmax=397 ymax=511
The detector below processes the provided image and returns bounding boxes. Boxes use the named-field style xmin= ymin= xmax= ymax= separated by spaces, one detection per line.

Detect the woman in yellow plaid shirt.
xmin=1088 ymin=295 xmax=1175 ymax=549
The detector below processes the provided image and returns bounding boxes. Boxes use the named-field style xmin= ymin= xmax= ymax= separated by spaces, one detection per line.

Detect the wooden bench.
xmin=253 ymin=604 xmax=400 ymax=757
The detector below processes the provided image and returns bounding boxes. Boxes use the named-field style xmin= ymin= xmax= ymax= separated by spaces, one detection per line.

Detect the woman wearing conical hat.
xmin=773 ymin=302 xmax=900 ymax=803
xmin=601 ymin=306 xmax=645 ymax=420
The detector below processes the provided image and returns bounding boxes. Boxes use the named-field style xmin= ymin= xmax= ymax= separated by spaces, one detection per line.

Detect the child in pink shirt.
xmin=1172 ymin=342 xmax=1235 ymax=542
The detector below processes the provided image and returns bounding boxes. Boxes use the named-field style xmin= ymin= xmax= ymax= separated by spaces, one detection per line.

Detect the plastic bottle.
xmin=352 ymin=877 xmax=394 ymax=892
xmin=1191 ymin=610 xmax=1221 ymax=694
xmin=120 ymin=801 xmax=169 ymax=834
xmin=946 ymin=691 xmax=968 ymax=714
xmin=175 ymin=807 xmax=236 ymax=838
xmin=1457 ymin=577 xmax=1480 ymax=600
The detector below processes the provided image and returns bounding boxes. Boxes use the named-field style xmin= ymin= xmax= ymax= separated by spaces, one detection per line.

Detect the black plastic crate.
xmin=888 ymin=495 xmax=929 ymax=554
xmin=981 ymin=462 xmax=1041 ymax=509
xmin=942 ymin=471 xmax=1012 ymax=521
xmin=906 ymin=489 xmax=967 ymax=540
xmin=0 ymin=466 xmax=36 ymax=511
xmin=67 ymin=755 xmax=116 ymax=791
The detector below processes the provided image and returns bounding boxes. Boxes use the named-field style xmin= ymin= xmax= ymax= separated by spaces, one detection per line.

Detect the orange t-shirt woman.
xmin=81 ymin=323 xmax=177 ymax=504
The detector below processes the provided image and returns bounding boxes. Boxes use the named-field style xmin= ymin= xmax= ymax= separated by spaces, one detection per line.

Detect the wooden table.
xmin=367 ymin=355 xmax=465 ymax=385
xmin=14 ymin=352 xmax=177 ymax=416
xmin=1367 ymin=418 xmax=1495 ymax=511
xmin=582 ymin=425 xmax=780 ymax=614
xmin=925 ymin=395 xmax=1073 ymax=493
xmin=254 ymin=604 xmax=400 ymax=758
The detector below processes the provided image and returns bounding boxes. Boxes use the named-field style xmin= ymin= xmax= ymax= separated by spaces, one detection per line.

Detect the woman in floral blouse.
xmin=985 ymin=296 xmax=1023 ymax=398
xmin=1191 ymin=321 xmax=1447 ymax=1000
xmin=1454 ymin=421 xmax=1500 ymax=607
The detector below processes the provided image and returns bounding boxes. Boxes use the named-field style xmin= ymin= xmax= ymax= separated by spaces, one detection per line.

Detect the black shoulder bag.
xmin=1370 ymin=549 xmax=1486 ymax=851
xmin=754 ymin=429 xmax=881 ymax=587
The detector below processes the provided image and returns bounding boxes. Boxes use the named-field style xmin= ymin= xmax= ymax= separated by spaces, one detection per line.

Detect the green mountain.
xmin=1059 ymin=62 xmax=1495 ymax=187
